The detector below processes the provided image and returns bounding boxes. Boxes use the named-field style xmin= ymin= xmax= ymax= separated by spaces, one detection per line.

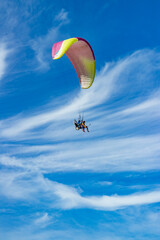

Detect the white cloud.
xmin=98 ymin=181 xmax=113 ymax=186
xmin=121 ymin=91 xmax=160 ymax=116
xmin=52 ymin=182 xmax=160 ymax=210
xmin=0 ymin=170 xmax=41 ymax=200
xmin=0 ymin=43 xmax=10 ymax=81
xmin=1 ymin=134 xmax=159 ymax=173
xmin=0 ymin=169 xmax=160 ymax=211
xmin=30 ymin=9 xmax=70 ymax=70
xmin=54 ymin=9 xmax=69 ymax=23
xmin=34 ymin=213 xmax=53 ymax=228
xmin=0 ymin=207 xmax=159 ymax=240
xmin=30 ymin=27 xmax=59 ymax=70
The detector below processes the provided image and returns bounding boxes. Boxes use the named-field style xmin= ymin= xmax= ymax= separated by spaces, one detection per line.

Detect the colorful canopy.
xmin=52 ymin=37 xmax=96 ymax=89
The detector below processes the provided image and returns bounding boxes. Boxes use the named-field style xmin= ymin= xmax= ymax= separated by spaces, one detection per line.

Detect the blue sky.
xmin=0 ymin=0 xmax=160 ymax=239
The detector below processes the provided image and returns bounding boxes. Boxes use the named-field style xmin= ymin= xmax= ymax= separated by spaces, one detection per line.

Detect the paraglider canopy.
xmin=52 ymin=37 xmax=96 ymax=89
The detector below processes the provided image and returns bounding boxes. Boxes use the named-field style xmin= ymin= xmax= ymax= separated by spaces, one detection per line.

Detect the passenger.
xmin=81 ymin=120 xmax=89 ymax=132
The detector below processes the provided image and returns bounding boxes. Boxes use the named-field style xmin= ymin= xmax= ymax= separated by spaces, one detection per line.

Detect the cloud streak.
xmin=1 ymin=134 xmax=159 ymax=173
xmin=54 ymin=8 xmax=69 ymax=23
xmin=30 ymin=27 xmax=59 ymax=70
xmin=52 ymin=182 xmax=160 ymax=210
xmin=30 ymin=8 xmax=70 ymax=70
xmin=0 ymin=43 xmax=10 ymax=81
xmin=0 ymin=168 xmax=160 ymax=211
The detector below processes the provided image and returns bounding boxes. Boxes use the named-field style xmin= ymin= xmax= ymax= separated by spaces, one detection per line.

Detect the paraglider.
xmin=52 ymin=37 xmax=96 ymax=131
xmin=74 ymin=116 xmax=90 ymax=132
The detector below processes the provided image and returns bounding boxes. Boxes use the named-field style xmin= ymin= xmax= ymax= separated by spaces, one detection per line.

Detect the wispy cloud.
xmin=34 ymin=212 xmax=53 ymax=228
xmin=0 ymin=2 xmax=69 ymax=74
xmin=30 ymin=28 xmax=58 ymax=70
xmin=1 ymin=134 xmax=159 ymax=173
xmin=0 ymin=164 xmax=160 ymax=211
xmin=54 ymin=8 xmax=69 ymax=23
xmin=30 ymin=8 xmax=70 ymax=70
xmin=52 ymin=182 xmax=160 ymax=210
xmin=0 ymin=169 xmax=160 ymax=211
xmin=0 ymin=170 xmax=41 ymax=200
xmin=0 ymin=206 xmax=159 ymax=240
xmin=0 ymin=43 xmax=10 ymax=81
